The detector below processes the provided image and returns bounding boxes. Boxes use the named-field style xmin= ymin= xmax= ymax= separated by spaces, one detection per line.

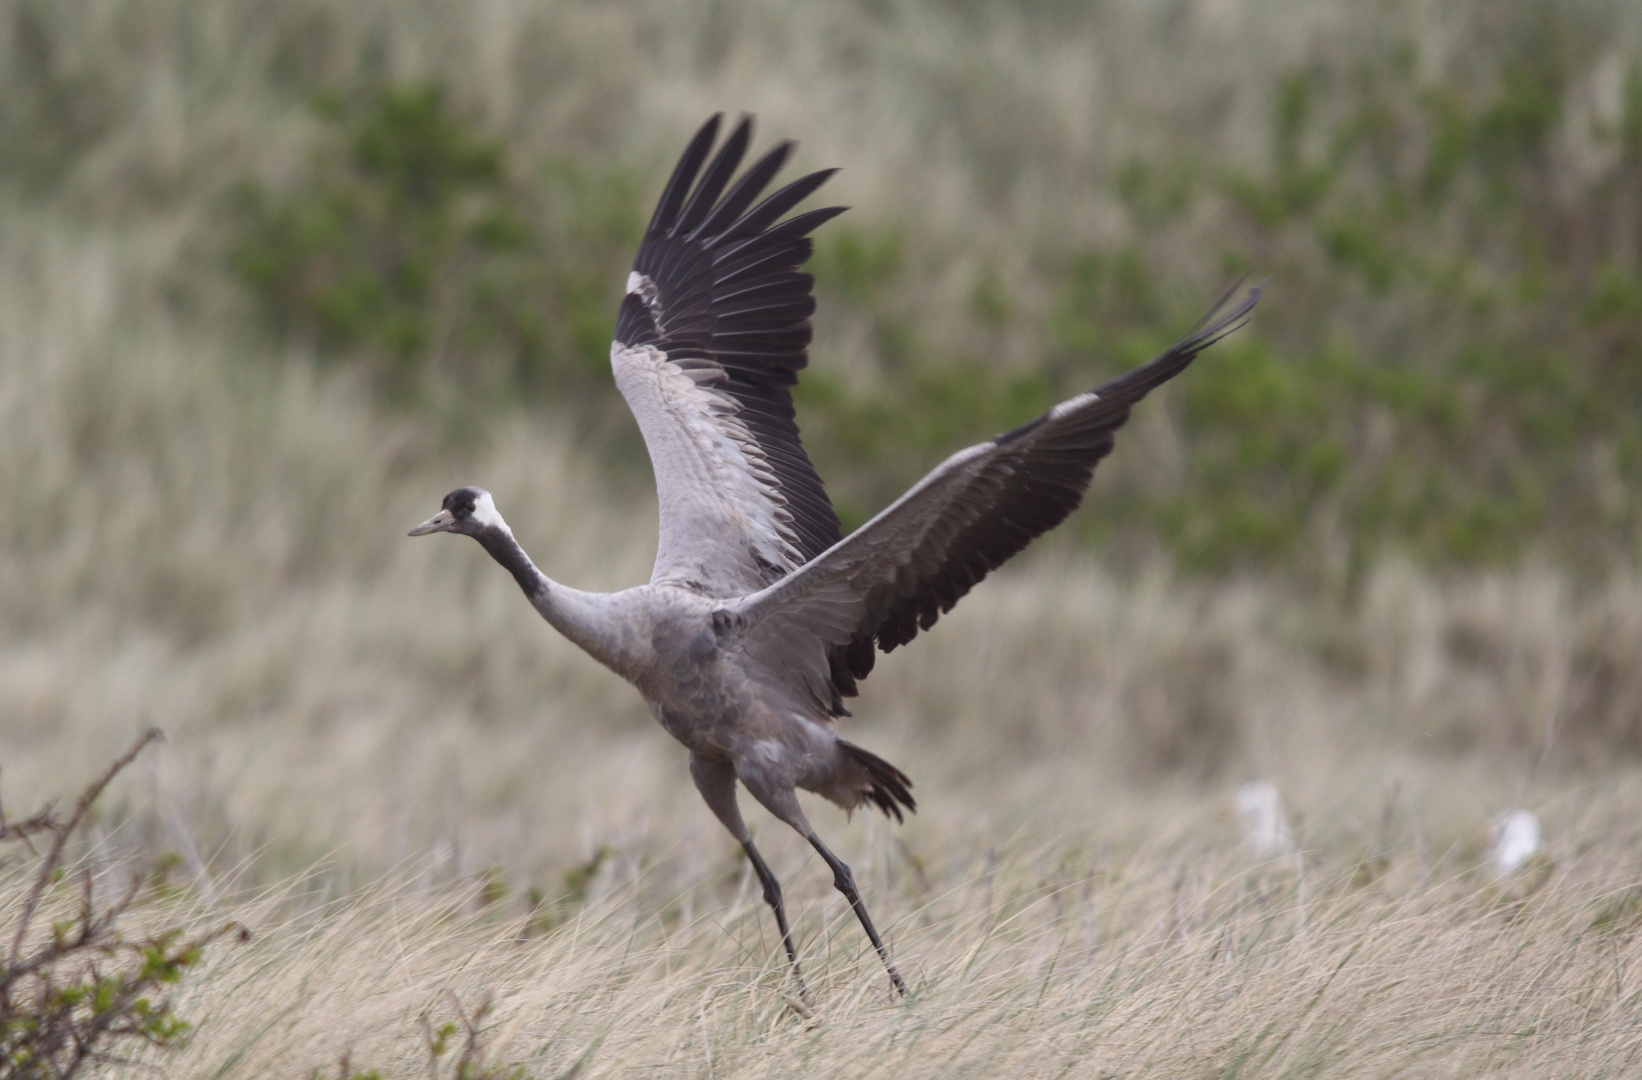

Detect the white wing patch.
xmin=1048 ymin=391 xmax=1100 ymax=421
xmin=626 ymin=272 xmax=666 ymax=335
xmin=612 ymin=342 xmax=805 ymax=592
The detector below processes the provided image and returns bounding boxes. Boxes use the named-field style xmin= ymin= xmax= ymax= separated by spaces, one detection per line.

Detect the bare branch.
xmin=6 ymin=728 xmax=163 ymax=968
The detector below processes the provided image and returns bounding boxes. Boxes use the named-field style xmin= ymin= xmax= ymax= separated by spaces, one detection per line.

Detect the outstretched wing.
xmin=725 ymin=280 xmax=1264 ymax=716
xmin=612 ymin=115 xmax=845 ymax=597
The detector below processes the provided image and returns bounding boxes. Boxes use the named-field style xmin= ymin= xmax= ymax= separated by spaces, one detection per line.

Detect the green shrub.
xmin=1091 ymin=10 xmax=1642 ymax=572
xmin=232 ymin=81 xmax=639 ymax=404
xmin=312 ymin=997 xmax=534 ymax=1080
xmin=223 ymin=10 xmax=1642 ymax=576
xmin=1 ymin=731 xmax=244 ymax=1079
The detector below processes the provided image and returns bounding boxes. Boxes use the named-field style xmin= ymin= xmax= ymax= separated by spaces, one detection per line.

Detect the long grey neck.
xmin=474 ymin=524 xmax=632 ymax=677
xmin=475 ymin=523 xmax=542 ymax=597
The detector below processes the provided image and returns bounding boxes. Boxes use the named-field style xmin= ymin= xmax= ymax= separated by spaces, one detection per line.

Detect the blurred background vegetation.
xmin=8 ymin=0 xmax=1642 ymax=580
xmin=8 ymin=12 xmax=1642 ymax=1071
xmin=5 ymin=0 xmax=1642 ymax=870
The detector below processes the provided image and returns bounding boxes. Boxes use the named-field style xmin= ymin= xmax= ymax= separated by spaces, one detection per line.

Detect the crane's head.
xmin=407 ymin=486 xmax=506 ymax=538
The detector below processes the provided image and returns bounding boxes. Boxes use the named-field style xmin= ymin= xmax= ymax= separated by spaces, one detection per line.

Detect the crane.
xmin=409 ymin=115 xmax=1262 ymax=997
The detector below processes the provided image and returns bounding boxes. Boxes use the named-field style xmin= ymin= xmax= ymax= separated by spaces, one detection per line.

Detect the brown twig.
xmin=6 ymin=727 xmax=163 ymax=969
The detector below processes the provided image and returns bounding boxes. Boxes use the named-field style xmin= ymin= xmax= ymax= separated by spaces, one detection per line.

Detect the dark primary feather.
xmin=824 ymin=279 xmax=1265 ymax=700
xmin=615 ymin=114 xmax=845 ymax=564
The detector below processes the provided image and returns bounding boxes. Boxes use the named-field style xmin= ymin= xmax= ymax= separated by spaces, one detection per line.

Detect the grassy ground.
xmin=9 ymin=756 xmax=1642 ymax=1077
xmin=5 ymin=214 xmax=1641 ymax=1071
xmin=3 ymin=0 xmax=1642 ymax=1075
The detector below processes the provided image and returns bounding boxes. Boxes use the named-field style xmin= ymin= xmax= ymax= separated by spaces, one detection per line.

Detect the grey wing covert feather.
xmin=726 ymin=280 xmax=1265 ymax=717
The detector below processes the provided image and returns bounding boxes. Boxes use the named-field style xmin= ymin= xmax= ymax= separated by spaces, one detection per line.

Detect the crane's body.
xmin=524 ymin=580 xmax=863 ymax=809
xmin=411 ymin=116 xmax=1262 ymax=998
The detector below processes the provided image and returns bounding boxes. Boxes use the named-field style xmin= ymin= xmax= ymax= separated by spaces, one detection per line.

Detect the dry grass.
xmin=4 ymin=0 xmax=1642 ymax=1075
xmin=6 ymin=215 xmax=1642 ymax=1076
xmin=10 ymin=772 xmax=1642 ymax=1077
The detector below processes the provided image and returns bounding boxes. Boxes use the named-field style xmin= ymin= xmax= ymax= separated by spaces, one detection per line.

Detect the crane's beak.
xmin=408 ymin=509 xmax=456 ymax=536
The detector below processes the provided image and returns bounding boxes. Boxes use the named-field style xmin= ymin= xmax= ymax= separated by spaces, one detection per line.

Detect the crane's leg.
xmin=806 ymin=830 xmax=908 ymax=996
xmin=688 ymin=753 xmax=807 ymax=998
xmin=739 ymin=775 xmax=908 ymax=996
